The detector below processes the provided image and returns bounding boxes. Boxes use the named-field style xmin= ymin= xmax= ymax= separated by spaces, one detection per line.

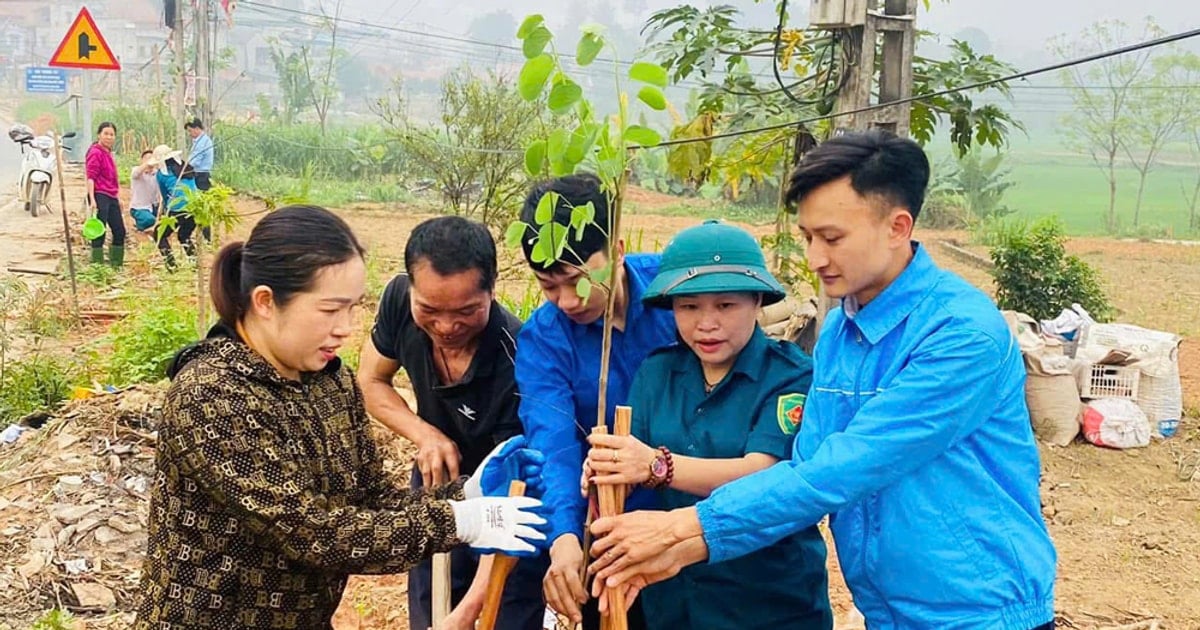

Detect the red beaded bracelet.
xmin=645 ymin=446 xmax=674 ymax=489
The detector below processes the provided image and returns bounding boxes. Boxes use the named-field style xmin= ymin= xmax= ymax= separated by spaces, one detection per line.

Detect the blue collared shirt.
xmin=696 ymin=243 xmax=1057 ymax=630
xmin=515 ymin=254 xmax=678 ymax=542
xmin=190 ymin=132 xmax=214 ymax=173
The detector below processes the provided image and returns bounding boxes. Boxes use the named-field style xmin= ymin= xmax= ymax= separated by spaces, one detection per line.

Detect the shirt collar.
xmin=843 ymin=242 xmax=938 ymax=345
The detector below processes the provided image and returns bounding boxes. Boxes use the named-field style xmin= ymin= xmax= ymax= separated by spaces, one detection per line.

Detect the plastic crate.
xmin=1079 ymin=363 xmax=1140 ymax=400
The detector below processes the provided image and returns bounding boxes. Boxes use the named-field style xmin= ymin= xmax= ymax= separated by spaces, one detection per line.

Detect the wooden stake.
xmin=431 ymin=553 xmax=451 ymax=628
xmin=477 ymin=480 xmax=526 ymax=630
xmin=52 ymin=131 xmax=79 ymax=320
xmin=595 ymin=406 xmax=633 ymax=630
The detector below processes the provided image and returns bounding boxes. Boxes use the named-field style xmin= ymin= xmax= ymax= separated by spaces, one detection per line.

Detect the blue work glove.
xmin=465 ymin=435 xmax=547 ymax=499
xmin=449 ymin=496 xmax=551 ymax=557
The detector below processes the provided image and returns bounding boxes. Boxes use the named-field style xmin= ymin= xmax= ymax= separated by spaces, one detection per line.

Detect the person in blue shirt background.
xmin=588 ymin=130 xmax=1057 ymax=630
xmin=514 ymin=173 xmax=676 ymax=629
xmin=185 ymin=117 xmax=214 ymax=191
xmin=583 ymin=220 xmax=832 ymax=630
xmin=154 ymin=153 xmax=199 ymax=270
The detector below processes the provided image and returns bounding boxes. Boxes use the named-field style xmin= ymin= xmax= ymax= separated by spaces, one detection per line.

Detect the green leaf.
xmin=628 ymin=62 xmax=668 ymax=87
xmin=576 ymin=32 xmax=604 ymax=67
xmin=590 ymin=261 xmax=613 ymax=286
xmin=547 ymin=128 xmax=570 ymax=164
xmin=575 ymin=277 xmax=593 ymax=301
xmin=636 ymin=86 xmax=667 ymax=111
xmin=517 ymin=54 xmax=554 ymax=101
xmin=565 ymin=123 xmax=600 ymax=164
xmin=524 ymin=141 xmax=547 ymax=176
xmin=535 ymin=191 xmax=557 ymax=225
xmin=624 ymin=125 xmax=662 ymax=147
xmin=517 ymin=14 xmax=545 ymax=39
xmin=504 ymin=221 xmax=527 ymax=249
xmin=523 ymin=25 xmax=553 ymax=59
xmin=571 ymin=201 xmax=597 ymax=239
xmin=577 ymin=98 xmax=594 ymax=123
xmin=548 ymin=79 xmax=583 ymax=115
xmin=531 ymin=240 xmax=550 ymax=264
xmin=535 ymin=223 xmax=561 ymax=263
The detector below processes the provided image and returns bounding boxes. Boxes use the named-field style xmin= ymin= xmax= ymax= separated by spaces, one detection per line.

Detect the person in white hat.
xmin=128 ymin=149 xmax=163 ymax=238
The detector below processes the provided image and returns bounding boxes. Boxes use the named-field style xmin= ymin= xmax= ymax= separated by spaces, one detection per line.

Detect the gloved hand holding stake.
xmin=465 ymin=436 xmax=547 ymax=499
xmin=450 ymin=495 xmax=549 ymax=557
xmin=456 ymin=436 xmax=550 ymax=556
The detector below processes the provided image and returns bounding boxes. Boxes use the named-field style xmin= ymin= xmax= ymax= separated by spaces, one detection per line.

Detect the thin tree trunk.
xmin=1133 ymin=168 xmax=1148 ymax=227
xmin=1188 ymin=175 xmax=1200 ymax=231
xmin=1107 ymin=157 xmax=1118 ymax=233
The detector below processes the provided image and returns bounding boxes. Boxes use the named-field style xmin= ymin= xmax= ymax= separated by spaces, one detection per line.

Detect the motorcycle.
xmin=8 ymin=124 xmax=75 ymax=217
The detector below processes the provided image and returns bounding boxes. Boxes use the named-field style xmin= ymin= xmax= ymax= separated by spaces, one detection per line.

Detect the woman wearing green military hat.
xmin=582 ymin=220 xmax=832 ymax=629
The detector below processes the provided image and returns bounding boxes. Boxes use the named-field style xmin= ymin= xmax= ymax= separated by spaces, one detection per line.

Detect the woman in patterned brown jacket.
xmin=135 ymin=205 xmax=550 ymax=629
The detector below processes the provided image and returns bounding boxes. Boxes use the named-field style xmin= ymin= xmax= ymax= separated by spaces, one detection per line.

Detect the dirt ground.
xmin=2 ymin=180 xmax=1198 ymax=629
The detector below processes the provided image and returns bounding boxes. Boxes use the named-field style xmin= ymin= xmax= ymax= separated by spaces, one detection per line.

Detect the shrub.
xmin=0 ymin=355 xmax=78 ymax=421
xmin=96 ymin=277 xmax=198 ymax=386
xmin=989 ymin=217 xmax=1114 ymax=322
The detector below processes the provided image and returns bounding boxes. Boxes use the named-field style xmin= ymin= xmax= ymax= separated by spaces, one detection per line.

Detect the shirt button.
xmin=697 ymin=407 xmax=704 ymax=414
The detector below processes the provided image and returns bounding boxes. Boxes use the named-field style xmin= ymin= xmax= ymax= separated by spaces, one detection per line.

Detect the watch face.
xmin=651 ymin=457 xmax=668 ymax=478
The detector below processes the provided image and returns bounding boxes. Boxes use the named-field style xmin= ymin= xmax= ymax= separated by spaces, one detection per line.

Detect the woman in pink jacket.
xmin=85 ymin=121 xmax=124 ymax=267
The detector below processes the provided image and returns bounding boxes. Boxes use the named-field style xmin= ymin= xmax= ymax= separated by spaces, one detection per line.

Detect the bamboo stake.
xmin=477 ymin=480 xmax=526 ymax=630
xmin=430 ymin=553 xmax=451 ymax=629
xmin=594 ymin=406 xmax=633 ymax=630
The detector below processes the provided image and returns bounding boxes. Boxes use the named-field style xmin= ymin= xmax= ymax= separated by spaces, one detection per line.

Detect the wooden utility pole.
xmin=173 ymin=0 xmax=187 ymax=150
xmin=810 ymin=0 xmax=919 ymax=326
xmin=196 ymin=0 xmax=214 ymax=127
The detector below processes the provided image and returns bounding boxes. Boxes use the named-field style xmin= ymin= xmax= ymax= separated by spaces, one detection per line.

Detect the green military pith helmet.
xmin=642 ymin=219 xmax=786 ymax=309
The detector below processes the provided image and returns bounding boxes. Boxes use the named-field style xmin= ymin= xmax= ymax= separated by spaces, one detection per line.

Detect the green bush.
xmin=989 ymin=217 xmax=1114 ymax=322
xmin=96 ymin=277 xmax=198 ymax=386
xmin=96 ymin=97 xmax=176 ymax=154
xmin=0 ymin=355 xmax=77 ymax=422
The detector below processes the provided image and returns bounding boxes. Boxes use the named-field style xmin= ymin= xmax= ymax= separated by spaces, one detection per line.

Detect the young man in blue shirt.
xmin=514 ymin=174 xmax=676 ymax=629
xmin=588 ymin=131 xmax=1058 ymax=630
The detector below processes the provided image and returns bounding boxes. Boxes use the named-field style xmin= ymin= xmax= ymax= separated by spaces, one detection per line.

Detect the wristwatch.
xmin=645 ymin=446 xmax=674 ymax=489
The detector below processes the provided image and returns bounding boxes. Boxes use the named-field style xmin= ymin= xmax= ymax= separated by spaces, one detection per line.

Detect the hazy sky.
xmin=327 ymin=0 xmax=1197 ymax=66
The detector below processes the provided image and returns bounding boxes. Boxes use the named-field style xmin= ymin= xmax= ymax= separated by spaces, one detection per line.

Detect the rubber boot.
xmin=109 ymin=245 xmax=125 ymax=268
xmin=90 ymin=247 xmax=105 ymax=265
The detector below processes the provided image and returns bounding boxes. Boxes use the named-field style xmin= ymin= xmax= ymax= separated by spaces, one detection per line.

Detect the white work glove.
xmin=449 ymin=496 xmax=549 ymax=557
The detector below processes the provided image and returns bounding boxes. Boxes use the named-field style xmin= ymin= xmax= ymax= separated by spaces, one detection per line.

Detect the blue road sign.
xmin=25 ymin=67 xmax=68 ymax=94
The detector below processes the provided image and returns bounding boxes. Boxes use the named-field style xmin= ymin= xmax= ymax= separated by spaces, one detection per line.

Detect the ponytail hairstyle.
xmin=210 ymin=205 xmax=366 ymax=328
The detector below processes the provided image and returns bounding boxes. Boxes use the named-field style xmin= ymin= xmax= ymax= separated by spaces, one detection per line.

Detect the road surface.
xmin=0 ymin=116 xmax=75 ymax=275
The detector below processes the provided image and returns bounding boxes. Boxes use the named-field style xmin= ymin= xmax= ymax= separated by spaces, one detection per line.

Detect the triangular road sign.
xmin=49 ymin=7 xmax=121 ymax=70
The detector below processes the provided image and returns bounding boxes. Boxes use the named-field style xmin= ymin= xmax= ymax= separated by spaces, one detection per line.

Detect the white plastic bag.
xmin=1080 ymin=398 xmax=1151 ymax=449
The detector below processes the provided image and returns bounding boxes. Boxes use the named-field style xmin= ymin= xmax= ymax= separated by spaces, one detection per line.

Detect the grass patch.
xmin=633 ymin=201 xmax=779 ymax=225
xmin=929 ymin=138 xmax=1200 ymax=237
xmin=213 ymin=165 xmax=412 ymax=208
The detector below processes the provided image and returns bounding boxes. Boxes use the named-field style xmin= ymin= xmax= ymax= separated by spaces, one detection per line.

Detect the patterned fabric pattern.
xmin=135 ymin=334 xmax=462 ymax=629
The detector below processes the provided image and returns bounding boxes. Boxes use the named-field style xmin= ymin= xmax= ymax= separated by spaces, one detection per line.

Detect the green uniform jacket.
xmin=629 ymin=327 xmax=832 ymax=630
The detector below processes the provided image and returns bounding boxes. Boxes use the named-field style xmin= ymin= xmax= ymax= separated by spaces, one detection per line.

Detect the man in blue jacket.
xmin=588 ymin=131 xmax=1057 ymax=630
xmin=514 ymin=174 xmax=677 ymax=629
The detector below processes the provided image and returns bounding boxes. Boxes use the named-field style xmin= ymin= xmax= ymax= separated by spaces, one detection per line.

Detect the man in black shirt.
xmin=359 ymin=216 xmax=544 ymax=630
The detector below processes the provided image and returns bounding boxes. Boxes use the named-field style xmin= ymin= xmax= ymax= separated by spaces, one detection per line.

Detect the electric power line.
xmin=644 ymin=26 xmax=1200 ymax=150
